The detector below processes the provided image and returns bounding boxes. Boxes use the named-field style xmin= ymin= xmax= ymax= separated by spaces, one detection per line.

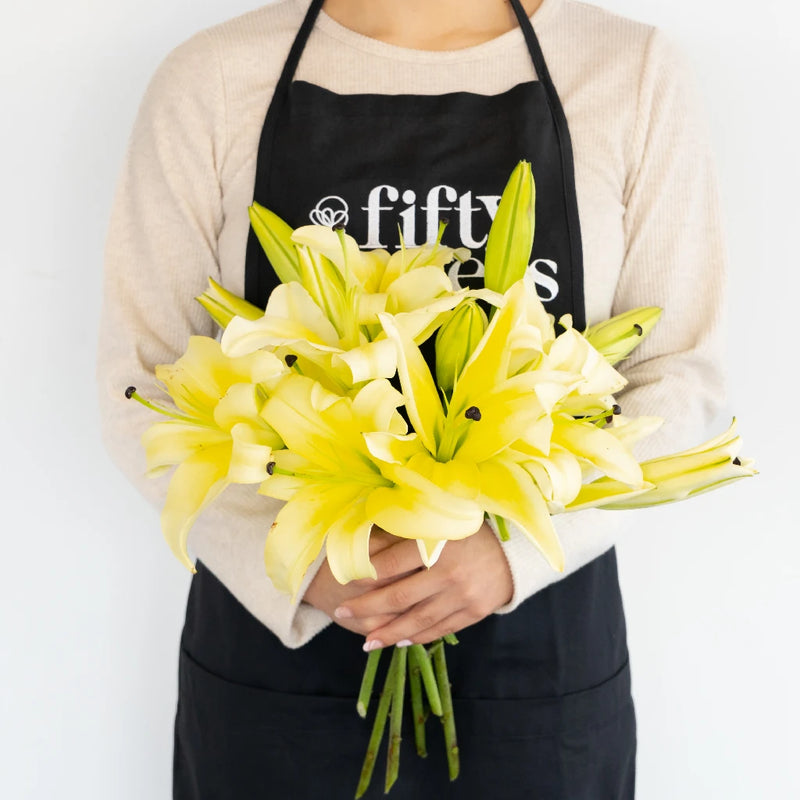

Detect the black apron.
xmin=174 ymin=1 xmax=636 ymax=797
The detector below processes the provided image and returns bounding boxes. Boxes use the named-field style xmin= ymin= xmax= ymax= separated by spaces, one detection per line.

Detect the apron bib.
xmin=175 ymin=1 xmax=636 ymax=797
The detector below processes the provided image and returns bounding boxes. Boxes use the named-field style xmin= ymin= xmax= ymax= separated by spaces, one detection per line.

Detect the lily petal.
xmin=366 ymin=463 xmax=484 ymax=541
xmin=335 ymin=339 xmax=398 ymax=383
xmin=449 ymin=280 xmax=526 ymax=415
xmin=385 ymin=266 xmax=453 ymax=313
xmin=264 ymin=484 xmax=345 ymax=598
xmin=350 ymin=379 xmax=407 ymax=434
xmin=566 ymin=477 xmax=656 ymax=512
xmin=417 ymin=538 xmax=447 ymax=568
xmin=477 ymin=456 xmax=564 ymax=571
xmin=221 ymin=283 xmax=340 ymax=357
xmin=551 ymin=415 xmax=644 ymax=486
xmin=363 ymin=432 xmax=426 ymax=464
xmin=227 ymin=423 xmax=274 ymax=484
xmin=326 ymin=498 xmax=377 ymax=584
xmin=142 ymin=421 xmax=230 ymax=476
xmin=161 ymin=445 xmax=231 ymax=572
xmin=379 ymin=313 xmax=444 ymax=454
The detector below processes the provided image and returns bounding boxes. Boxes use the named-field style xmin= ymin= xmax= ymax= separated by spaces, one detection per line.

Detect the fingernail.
xmin=363 ymin=639 xmax=383 ymax=653
xmin=334 ymin=606 xmax=353 ymax=619
xmin=396 ymin=639 xmax=413 ymax=647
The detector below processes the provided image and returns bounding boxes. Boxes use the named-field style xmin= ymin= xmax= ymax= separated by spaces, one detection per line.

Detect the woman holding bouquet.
xmin=99 ymin=0 xmax=727 ymax=797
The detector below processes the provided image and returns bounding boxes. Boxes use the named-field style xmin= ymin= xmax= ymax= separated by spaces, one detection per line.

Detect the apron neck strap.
xmin=273 ymin=0 xmax=326 ymax=102
xmin=508 ymin=0 xmax=561 ymax=114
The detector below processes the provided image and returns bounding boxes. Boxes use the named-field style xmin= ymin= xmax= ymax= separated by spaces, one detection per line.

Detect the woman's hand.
xmin=333 ymin=521 xmax=514 ymax=650
xmin=302 ymin=527 xmax=421 ymax=636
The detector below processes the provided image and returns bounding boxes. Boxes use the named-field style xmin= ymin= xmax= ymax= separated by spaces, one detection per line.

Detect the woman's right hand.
xmin=302 ymin=527 xmax=421 ymax=636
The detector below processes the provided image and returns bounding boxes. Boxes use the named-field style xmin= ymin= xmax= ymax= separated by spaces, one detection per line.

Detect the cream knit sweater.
xmin=98 ymin=0 xmax=727 ymax=648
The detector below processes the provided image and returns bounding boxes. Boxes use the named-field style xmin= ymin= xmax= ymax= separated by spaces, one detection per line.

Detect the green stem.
xmin=443 ymin=633 xmax=459 ymax=646
xmin=408 ymin=649 xmax=427 ymax=758
xmin=355 ymin=649 xmax=397 ymax=800
xmin=492 ymin=514 xmax=511 ymax=542
xmin=385 ymin=647 xmax=407 ymax=794
xmin=410 ymin=644 xmax=442 ymax=717
xmin=357 ymin=649 xmax=382 ymax=719
xmin=432 ymin=640 xmax=459 ymax=781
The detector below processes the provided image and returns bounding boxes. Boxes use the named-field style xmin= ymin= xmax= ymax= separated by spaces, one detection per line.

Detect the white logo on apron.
xmin=307 ymin=186 xmax=560 ymax=302
xmin=309 ymin=196 xmax=350 ymax=228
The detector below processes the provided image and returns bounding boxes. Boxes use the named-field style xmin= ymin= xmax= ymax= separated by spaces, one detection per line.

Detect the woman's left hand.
xmin=333 ymin=521 xmax=514 ymax=650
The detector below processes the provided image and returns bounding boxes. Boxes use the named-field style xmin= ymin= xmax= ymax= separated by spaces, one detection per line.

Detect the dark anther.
xmin=125 ymin=386 xmax=137 ymax=399
xmin=464 ymin=406 xmax=482 ymax=421
xmin=733 ymin=457 xmax=742 ymax=466
xmin=266 ymin=461 xmax=276 ymax=476
xmin=633 ymin=323 xmax=644 ymax=335
xmin=440 ymin=217 xmax=450 ymax=227
xmin=612 ymin=404 xmax=622 ymax=415
xmin=285 ymin=354 xmax=298 ymax=367
xmin=605 ymin=415 xmax=614 ymax=424
xmin=333 ymin=223 xmax=345 ymax=231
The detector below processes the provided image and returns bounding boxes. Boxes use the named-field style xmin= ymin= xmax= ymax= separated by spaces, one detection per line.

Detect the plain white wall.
xmin=1 ymin=1 xmax=796 ymax=797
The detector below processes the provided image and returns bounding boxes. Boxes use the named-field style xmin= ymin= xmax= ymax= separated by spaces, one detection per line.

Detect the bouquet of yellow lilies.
xmin=128 ymin=161 xmax=755 ymax=796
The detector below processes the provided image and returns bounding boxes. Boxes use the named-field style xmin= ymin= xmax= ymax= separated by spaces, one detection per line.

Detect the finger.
xmin=401 ymin=609 xmax=478 ymax=646
xmin=367 ymin=527 xmax=398 ymax=556
xmin=338 ymin=568 xmax=449 ymax=620
xmin=369 ymin=538 xmax=425 ymax=581
xmin=362 ymin=593 xmax=465 ymax=650
xmin=333 ymin=612 xmax=398 ymax=637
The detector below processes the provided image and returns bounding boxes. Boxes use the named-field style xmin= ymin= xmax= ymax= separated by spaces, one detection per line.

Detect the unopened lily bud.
xmin=484 ymin=160 xmax=536 ymax=294
xmin=435 ymin=299 xmax=488 ymax=394
xmin=584 ymin=307 xmax=662 ymax=365
xmin=196 ymin=277 xmax=263 ymax=329
xmin=248 ymin=202 xmax=301 ymax=284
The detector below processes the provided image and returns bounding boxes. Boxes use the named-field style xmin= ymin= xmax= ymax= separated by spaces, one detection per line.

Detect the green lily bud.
xmin=435 ymin=299 xmax=488 ymax=395
xmin=248 ymin=202 xmax=301 ymax=284
xmin=483 ymin=160 xmax=536 ymax=294
xmin=196 ymin=277 xmax=263 ymax=329
xmin=584 ymin=307 xmax=662 ymax=365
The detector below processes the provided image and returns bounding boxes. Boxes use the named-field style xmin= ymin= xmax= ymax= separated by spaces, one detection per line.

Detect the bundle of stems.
xmin=355 ymin=636 xmax=459 ymax=797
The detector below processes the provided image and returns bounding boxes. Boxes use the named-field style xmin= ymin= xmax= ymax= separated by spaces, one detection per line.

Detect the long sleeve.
xmin=495 ymin=27 xmax=728 ymax=612
xmin=97 ymin=30 xmax=331 ymax=648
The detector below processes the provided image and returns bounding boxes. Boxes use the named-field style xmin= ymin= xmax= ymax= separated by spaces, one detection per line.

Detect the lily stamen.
xmin=124 ymin=386 xmax=201 ymax=424
xmin=464 ymin=406 xmax=482 ymax=421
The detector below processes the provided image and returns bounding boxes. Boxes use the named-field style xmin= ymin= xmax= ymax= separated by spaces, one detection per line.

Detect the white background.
xmin=1 ymin=0 xmax=797 ymax=797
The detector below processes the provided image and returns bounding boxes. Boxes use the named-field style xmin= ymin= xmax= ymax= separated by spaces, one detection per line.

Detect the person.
xmin=97 ymin=0 xmax=727 ymax=797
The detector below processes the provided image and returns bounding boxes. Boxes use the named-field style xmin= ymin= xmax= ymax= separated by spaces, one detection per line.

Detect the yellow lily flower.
xmin=222 ymin=222 xmax=490 ymax=393
xmin=372 ymin=279 xmax=656 ymax=570
xmin=137 ymin=337 xmax=285 ymax=572
xmin=258 ymin=375 xmax=485 ymax=595
xmin=376 ymin=282 xmax=576 ymax=571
